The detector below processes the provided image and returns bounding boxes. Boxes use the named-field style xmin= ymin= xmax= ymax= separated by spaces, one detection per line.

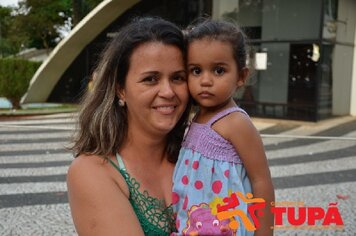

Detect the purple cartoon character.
xmin=183 ymin=203 xmax=233 ymax=236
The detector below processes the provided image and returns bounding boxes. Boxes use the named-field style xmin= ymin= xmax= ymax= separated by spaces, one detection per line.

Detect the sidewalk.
xmin=0 ymin=111 xmax=355 ymax=235
xmin=0 ymin=104 xmax=78 ymax=121
xmin=253 ymin=115 xmax=356 ymax=135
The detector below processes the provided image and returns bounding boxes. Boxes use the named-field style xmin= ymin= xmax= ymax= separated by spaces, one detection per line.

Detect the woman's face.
xmin=119 ymin=42 xmax=188 ymax=137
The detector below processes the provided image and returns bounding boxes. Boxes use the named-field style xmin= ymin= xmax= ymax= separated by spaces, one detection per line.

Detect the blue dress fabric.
xmin=172 ymin=107 xmax=253 ymax=236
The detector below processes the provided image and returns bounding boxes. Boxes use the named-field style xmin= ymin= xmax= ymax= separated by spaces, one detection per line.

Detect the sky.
xmin=0 ymin=0 xmax=19 ymax=7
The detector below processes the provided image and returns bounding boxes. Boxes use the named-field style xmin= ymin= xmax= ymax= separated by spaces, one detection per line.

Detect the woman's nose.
xmin=158 ymin=80 xmax=175 ymax=98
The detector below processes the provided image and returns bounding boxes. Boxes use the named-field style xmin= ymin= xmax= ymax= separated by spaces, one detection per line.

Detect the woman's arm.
xmin=215 ymin=112 xmax=275 ymax=236
xmin=66 ymin=155 xmax=144 ymax=236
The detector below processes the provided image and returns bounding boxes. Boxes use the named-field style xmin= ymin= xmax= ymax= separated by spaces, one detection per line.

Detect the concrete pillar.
xmin=332 ymin=0 xmax=356 ymax=115
xmin=351 ymin=21 xmax=356 ymax=115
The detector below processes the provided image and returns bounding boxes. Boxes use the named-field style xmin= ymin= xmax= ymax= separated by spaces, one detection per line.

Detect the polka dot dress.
xmin=172 ymin=107 xmax=253 ymax=235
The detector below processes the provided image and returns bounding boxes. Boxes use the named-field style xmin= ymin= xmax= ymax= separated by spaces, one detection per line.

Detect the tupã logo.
xmin=209 ymin=191 xmax=344 ymax=232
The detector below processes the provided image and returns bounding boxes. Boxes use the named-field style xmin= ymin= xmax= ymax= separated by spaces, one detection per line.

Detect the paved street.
xmin=0 ymin=113 xmax=355 ymax=235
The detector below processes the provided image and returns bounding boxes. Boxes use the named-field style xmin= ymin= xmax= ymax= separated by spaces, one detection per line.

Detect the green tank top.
xmin=109 ymin=153 xmax=176 ymax=235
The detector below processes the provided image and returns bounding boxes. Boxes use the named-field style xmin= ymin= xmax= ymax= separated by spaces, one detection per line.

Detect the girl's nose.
xmin=158 ymin=80 xmax=175 ymax=98
xmin=200 ymin=73 xmax=213 ymax=87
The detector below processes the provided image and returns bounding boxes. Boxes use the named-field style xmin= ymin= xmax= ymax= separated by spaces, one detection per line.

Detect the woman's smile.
xmin=153 ymin=104 xmax=177 ymax=115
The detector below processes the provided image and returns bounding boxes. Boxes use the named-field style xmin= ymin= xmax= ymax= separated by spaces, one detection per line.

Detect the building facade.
xmin=22 ymin=0 xmax=356 ymax=121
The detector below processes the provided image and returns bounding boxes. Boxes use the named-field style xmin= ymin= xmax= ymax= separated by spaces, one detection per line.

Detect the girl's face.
xmin=187 ymin=38 xmax=247 ymax=112
xmin=118 ymin=42 xmax=189 ymax=137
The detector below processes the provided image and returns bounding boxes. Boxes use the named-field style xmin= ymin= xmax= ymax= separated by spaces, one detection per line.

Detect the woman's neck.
xmin=119 ymin=126 xmax=168 ymax=165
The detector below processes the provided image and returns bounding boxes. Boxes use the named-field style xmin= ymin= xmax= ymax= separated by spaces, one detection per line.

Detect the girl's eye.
xmin=190 ymin=67 xmax=201 ymax=76
xmin=214 ymin=66 xmax=225 ymax=75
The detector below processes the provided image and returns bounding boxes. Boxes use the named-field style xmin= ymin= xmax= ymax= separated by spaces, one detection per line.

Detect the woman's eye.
xmin=214 ymin=66 xmax=225 ymax=75
xmin=172 ymin=74 xmax=186 ymax=82
xmin=190 ymin=67 xmax=201 ymax=76
xmin=142 ymin=76 xmax=158 ymax=83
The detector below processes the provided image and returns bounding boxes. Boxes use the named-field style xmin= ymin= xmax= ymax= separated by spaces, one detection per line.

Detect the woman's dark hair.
xmin=186 ymin=18 xmax=248 ymax=72
xmin=70 ymin=17 xmax=190 ymax=163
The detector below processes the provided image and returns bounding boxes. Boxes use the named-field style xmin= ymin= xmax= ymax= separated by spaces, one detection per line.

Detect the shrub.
xmin=0 ymin=58 xmax=41 ymax=109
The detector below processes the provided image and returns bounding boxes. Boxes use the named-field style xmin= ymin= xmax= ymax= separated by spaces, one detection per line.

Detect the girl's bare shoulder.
xmin=213 ymin=111 xmax=256 ymax=139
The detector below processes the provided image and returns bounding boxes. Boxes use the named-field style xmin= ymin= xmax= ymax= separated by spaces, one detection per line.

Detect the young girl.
xmin=172 ymin=19 xmax=274 ymax=236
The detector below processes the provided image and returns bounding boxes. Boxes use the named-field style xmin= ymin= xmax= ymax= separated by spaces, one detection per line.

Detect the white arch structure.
xmin=21 ymin=0 xmax=139 ymax=103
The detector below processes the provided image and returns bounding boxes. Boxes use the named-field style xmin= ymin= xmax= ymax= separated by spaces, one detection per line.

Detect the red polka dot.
xmin=172 ymin=192 xmax=180 ymax=205
xmin=194 ymin=180 xmax=203 ymax=189
xmin=185 ymin=159 xmax=189 ymax=165
xmin=211 ymin=167 xmax=215 ymax=173
xmin=183 ymin=196 xmax=188 ymax=210
xmin=192 ymin=161 xmax=199 ymax=170
xmin=182 ymin=175 xmax=189 ymax=185
xmin=212 ymin=180 xmax=222 ymax=194
xmin=224 ymin=170 xmax=230 ymax=178
xmin=176 ymin=219 xmax=180 ymax=230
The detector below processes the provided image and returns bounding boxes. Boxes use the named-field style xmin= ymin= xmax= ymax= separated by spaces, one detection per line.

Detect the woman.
xmin=67 ymin=17 xmax=190 ymax=235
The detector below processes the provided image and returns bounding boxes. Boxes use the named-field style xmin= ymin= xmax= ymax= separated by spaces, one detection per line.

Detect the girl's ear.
xmin=237 ymin=67 xmax=249 ymax=87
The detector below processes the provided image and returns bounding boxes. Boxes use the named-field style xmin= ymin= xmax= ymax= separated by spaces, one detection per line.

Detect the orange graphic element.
xmin=236 ymin=192 xmax=265 ymax=203
xmin=215 ymin=192 xmax=266 ymax=232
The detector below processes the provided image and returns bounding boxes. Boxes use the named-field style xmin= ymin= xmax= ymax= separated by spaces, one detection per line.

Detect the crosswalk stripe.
xmin=0 ymin=153 xmax=72 ymax=163
xmin=0 ymin=129 xmax=70 ymax=135
xmin=0 ymin=124 xmax=75 ymax=130
xmin=0 ymin=149 xmax=68 ymax=156
xmin=268 ymin=144 xmax=356 ymax=166
xmin=270 ymin=156 xmax=356 ymax=178
xmin=0 ymin=160 xmax=71 ymax=168
xmin=0 ymin=192 xmax=68 ymax=208
xmin=262 ymin=133 xmax=356 ymax=141
xmin=0 ymin=166 xmax=68 ymax=177
xmin=273 ymin=169 xmax=356 ymax=189
xmin=0 ymin=132 xmax=71 ymax=140
xmin=0 ymin=119 xmax=75 ymax=125
xmin=266 ymin=135 xmax=356 ymax=159
xmin=0 ymin=142 xmax=68 ymax=152
xmin=0 ymin=182 xmax=67 ymax=195
xmin=0 ymin=174 xmax=65 ymax=184
xmin=0 ymin=137 xmax=69 ymax=145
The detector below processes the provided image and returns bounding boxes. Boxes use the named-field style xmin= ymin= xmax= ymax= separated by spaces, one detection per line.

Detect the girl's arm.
xmin=214 ymin=112 xmax=275 ymax=236
xmin=66 ymin=155 xmax=145 ymax=236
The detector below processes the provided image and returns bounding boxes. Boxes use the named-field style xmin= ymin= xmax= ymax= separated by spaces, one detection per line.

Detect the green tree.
xmin=0 ymin=6 xmax=18 ymax=57
xmin=1 ymin=1 xmax=103 ymax=55
xmin=0 ymin=58 xmax=41 ymax=109
xmin=13 ymin=0 xmax=72 ymax=51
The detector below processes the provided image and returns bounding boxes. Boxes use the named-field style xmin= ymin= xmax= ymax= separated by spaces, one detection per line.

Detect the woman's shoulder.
xmin=68 ymin=154 xmax=108 ymax=177
xmin=67 ymin=154 xmax=129 ymax=197
xmin=67 ymin=154 xmax=141 ymax=235
xmin=67 ymin=154 xmax=108 ymax=188
xmin=69 ymin=153 xmax=106 ymax=167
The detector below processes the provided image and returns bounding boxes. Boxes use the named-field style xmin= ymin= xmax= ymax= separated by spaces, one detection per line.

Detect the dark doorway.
xmin=288 ymin=44 xmax=318 ymax=120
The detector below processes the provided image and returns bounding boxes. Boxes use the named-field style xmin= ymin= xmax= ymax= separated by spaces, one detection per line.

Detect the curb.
xmin=0 ymin=108 xmax=78 ymax=121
